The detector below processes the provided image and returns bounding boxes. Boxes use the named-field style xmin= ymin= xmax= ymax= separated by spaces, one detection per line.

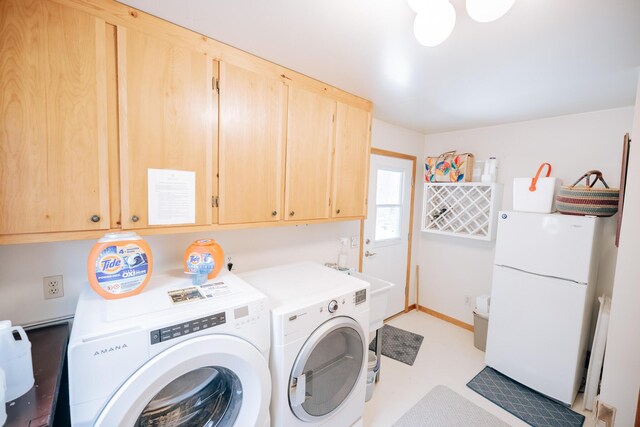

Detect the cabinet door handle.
xmin=90 ymin=215 xmax=101 ymax=223
xmin=289 ymin=211 xmax=295 ymax=217
xmin=365 ymin=251 xmax=377 ymax=257
xmin=131 ymin=215 xmax=140 ymax=222
xmin=336 ymin=209 xmax=341 ymax=214
xmin=271 ymin=211 xmax=278 ymax=217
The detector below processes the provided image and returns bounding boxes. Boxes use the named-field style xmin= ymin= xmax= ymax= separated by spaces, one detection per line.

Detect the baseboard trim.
xmin=418 ymin=306 xmax=474 ymax=332
xmin=383 ymin=304 xmax=418 ymax=323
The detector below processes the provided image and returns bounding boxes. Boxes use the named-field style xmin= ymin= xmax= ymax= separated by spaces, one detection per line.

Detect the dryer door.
xmin=94 ymin=335 xmax=270 ymax=427
xmin=289 ymin=316 xmax=365 ymax=422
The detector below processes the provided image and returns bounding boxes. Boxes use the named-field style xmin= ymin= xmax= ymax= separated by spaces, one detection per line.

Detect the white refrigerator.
xmin=485 ymin=211 xmax=601 ymax=405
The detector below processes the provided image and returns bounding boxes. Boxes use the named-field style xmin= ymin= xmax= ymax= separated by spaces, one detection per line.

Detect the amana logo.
xmin=93 ymin=343 xmax=128 ymax=356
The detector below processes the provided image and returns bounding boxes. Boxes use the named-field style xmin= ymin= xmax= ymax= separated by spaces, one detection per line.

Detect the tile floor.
xmin=362 ymin=310 xmax=595 ymax=426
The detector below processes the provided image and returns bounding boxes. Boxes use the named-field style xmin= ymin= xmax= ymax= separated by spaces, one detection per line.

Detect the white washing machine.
xmin=68 ymin=270 xmax=271 ymax=427
xmin=240 ymin=262 xmax=370 ymax=427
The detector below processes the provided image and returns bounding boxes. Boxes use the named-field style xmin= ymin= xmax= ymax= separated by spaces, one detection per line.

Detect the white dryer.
xmin=68 ymin=270 xmax=271 ymax=427
xmin=240 ymin=262 xmax=370 ymax=427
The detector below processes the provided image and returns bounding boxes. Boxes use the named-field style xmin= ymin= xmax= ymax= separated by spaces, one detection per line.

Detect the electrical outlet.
xmin=350 ymin=236 xmax=359 ymax=249
xmin=464 ymin=295 xmax=472 ymax=306
xmin=43 ymin=275 xmax=64 ymax=300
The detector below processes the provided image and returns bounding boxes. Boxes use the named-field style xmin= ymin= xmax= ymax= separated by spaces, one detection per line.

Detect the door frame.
xmin=359 ymin=148 xmax=417 ymax=313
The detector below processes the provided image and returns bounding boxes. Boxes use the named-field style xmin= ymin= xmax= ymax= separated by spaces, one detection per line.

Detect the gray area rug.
xmin=369 ymin=324 xmax=424 ymax=366
xmin=393 ymin=385 xmax=510 ymax=427
xmin=467 ymin=366 xmax=585 ymax=427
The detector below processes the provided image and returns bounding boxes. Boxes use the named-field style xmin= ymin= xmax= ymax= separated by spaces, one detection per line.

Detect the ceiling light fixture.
xmin=413 ymin=0 xmax=456 ymax=47
xmin=466 ymin=0 xmax=516 ymax=23
xmin=409 ymin=0 xmax=516 ymax=47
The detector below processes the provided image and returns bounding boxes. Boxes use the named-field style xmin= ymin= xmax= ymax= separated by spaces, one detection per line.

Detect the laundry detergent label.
xmin=186 ymin=251 xmax=214 ymax=275
xmin=95 ymin=243 xmax=150 ymax=294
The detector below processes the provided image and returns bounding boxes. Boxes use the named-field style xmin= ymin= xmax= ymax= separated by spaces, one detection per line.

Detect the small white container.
xmin=365 ymin=350 xmax=378 ymax=402
xmin=513 ymin=177 xmax=561 ymax=213
xmin=0 ymin=367 xmax=6 ymax=425
xmin=0 ymin=321 xmax=34 ymax=402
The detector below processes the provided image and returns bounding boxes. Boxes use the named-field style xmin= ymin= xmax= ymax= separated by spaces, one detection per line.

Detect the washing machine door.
xmin=94 ymin=335 xmax=270 ymax=427
xmin=289 ymin=316 xmax=365 ymax=422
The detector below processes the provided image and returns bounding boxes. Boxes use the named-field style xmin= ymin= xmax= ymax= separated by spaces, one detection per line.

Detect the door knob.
xmin=131 ymin=215 xmax=140 ymax=222
xmin=90 ymin=215 xmax=100 ymax=223
xmin=289 ymin=211 xmax=295 ymax=217
xmin=365 ymin=238 xmax=371 ymax=244
xmin=271 ymin=211 xmax=278 ymax=217
xmin=365 ymin=250 xmax=377 ymax=257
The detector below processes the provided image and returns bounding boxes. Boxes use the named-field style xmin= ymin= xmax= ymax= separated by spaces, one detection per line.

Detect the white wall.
xmin=419 ymin=107 xmax=635 ymax=326
xmin=0 ymin=118 xmax=423 ymax=326
xmin=600 ymin=77 xmax=640 ymax=426
xmin=0 ymin=222 xmax=361 ymax=325
xmin=370 ymin=119 xmax=425 ymax=308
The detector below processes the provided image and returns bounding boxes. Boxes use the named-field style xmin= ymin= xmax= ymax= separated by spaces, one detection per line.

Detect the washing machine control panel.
xmin=150 ymin=311 xmax=226 ymax=344
xmin=355 ymin=289 xmax=367 ymax=305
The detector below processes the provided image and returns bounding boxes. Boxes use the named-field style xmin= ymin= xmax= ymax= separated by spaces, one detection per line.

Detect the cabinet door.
xmin=332 ymin=103 xmax=372 ymax=218
xmin=117 ymin=27 xmax=215 ymax=229
xmin=218 ymin=63 xmax=285 ymax=224
xmin=285 ymin=86 xmax=335 ymax=221
xmin=0 ymin=0 xmax=109 ymax=234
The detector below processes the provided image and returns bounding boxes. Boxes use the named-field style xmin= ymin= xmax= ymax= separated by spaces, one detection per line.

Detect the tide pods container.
xmin=87 ymin=232 xmax=153 ymax=299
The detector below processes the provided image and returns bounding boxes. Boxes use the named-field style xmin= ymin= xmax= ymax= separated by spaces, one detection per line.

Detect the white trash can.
xmin=365 ymin=350 xmax=379 ymax=402
xmin=473 ymin=310 xmax=489 ymax=351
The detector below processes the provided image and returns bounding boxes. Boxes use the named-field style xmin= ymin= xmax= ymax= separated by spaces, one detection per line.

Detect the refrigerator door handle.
xmin=495 ymin=264 xmax=586 ymax=285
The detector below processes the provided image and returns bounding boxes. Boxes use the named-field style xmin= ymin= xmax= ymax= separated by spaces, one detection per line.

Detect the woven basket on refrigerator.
xmin=556 ymin=170 xmax=619 ymax=217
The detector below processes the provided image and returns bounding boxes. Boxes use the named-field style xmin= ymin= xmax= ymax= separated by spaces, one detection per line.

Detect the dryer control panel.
xmin=150 ymin=312 xmax=226 ymax=344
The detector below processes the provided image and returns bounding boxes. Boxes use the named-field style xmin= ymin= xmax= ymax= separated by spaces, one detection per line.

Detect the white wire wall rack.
xmin=422 ymin=183 xmax=503 ymax=241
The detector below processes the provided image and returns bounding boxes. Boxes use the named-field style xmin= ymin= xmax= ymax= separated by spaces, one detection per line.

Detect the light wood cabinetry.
xmin=117 ymin=27 xmax=216 ymax=229
xmin=332 ymin=103 xmax=372 ymax=218
xmin=0 ymin=0 xmax=372 ymax=244
xmin=218 ymin=62 xmax=286 ymax=224
xmin=0 ymin=0 xmax=110 ymax=235
xmin=284 ymin=86 xmax=335 ymax=221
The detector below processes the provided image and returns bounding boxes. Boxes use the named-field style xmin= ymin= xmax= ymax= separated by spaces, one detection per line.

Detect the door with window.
xmin=362 ymin=152 xmax=415 ymax=318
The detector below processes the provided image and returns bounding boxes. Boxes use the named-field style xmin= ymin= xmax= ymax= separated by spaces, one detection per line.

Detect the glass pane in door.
xmin=296 ymin=326 xmax=364 ymax=417
xmin=135 ymin=366 xmax=242 ymax=427
xmin=376 ymin=169 xmax=403 ymax=205
xmin=375 ymin=206 xmax=401 ymax=240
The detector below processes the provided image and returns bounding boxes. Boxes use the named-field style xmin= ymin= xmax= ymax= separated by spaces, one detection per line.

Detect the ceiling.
xmin=119 ymin=0 xmax=640 ymax=134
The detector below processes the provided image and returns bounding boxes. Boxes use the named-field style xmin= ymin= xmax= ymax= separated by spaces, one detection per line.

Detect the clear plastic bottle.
xmin=338 ymin=238 xmax=349 ymax=270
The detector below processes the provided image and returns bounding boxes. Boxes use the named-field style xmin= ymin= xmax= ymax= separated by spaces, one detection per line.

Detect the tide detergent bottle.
xmin=184 ymin=239 xmax=224 ymax=285
xmin=87 ymin=232 xmax=153 ymax=299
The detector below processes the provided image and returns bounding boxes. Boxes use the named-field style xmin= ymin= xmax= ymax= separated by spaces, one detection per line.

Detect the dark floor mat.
xmin=467 ymin=366 xmax=585 ymax=427
xmin=369 ymin=324 xmax=424 ymax=366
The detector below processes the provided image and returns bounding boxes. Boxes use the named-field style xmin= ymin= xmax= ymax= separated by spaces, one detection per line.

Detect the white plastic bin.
xmin=365 ymin=350 xmax=379 ymax=402
xmin=513 ymin=176 xmax=561 ymax=213
xmin=473 ymin=310 xmax=489 ymax=351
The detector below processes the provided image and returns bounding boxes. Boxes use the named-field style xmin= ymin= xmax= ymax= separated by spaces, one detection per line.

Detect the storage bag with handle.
xmin=424 ymin=151 xmax=474 ymax=182
xmin=425 ymin=151 xmax=455 ymax=182
xmin=556 ymin=170 xmax=619 ymax=217
xmin=513 ymin=163 xmax=561 ymax=213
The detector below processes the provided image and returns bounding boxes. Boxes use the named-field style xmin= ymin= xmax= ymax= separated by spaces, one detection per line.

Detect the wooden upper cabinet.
xmin=332 ymin=103 xmax=372 ymax=218
xmin=0 ymin=0 xmax=110 ymax=235
xmin=116 ymin=27 xmax=216 ymax=229
xmin=285 ymin=86 xmax=335 ymax=221
xmin=218 ymin=62 xmax=286 ymax=224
